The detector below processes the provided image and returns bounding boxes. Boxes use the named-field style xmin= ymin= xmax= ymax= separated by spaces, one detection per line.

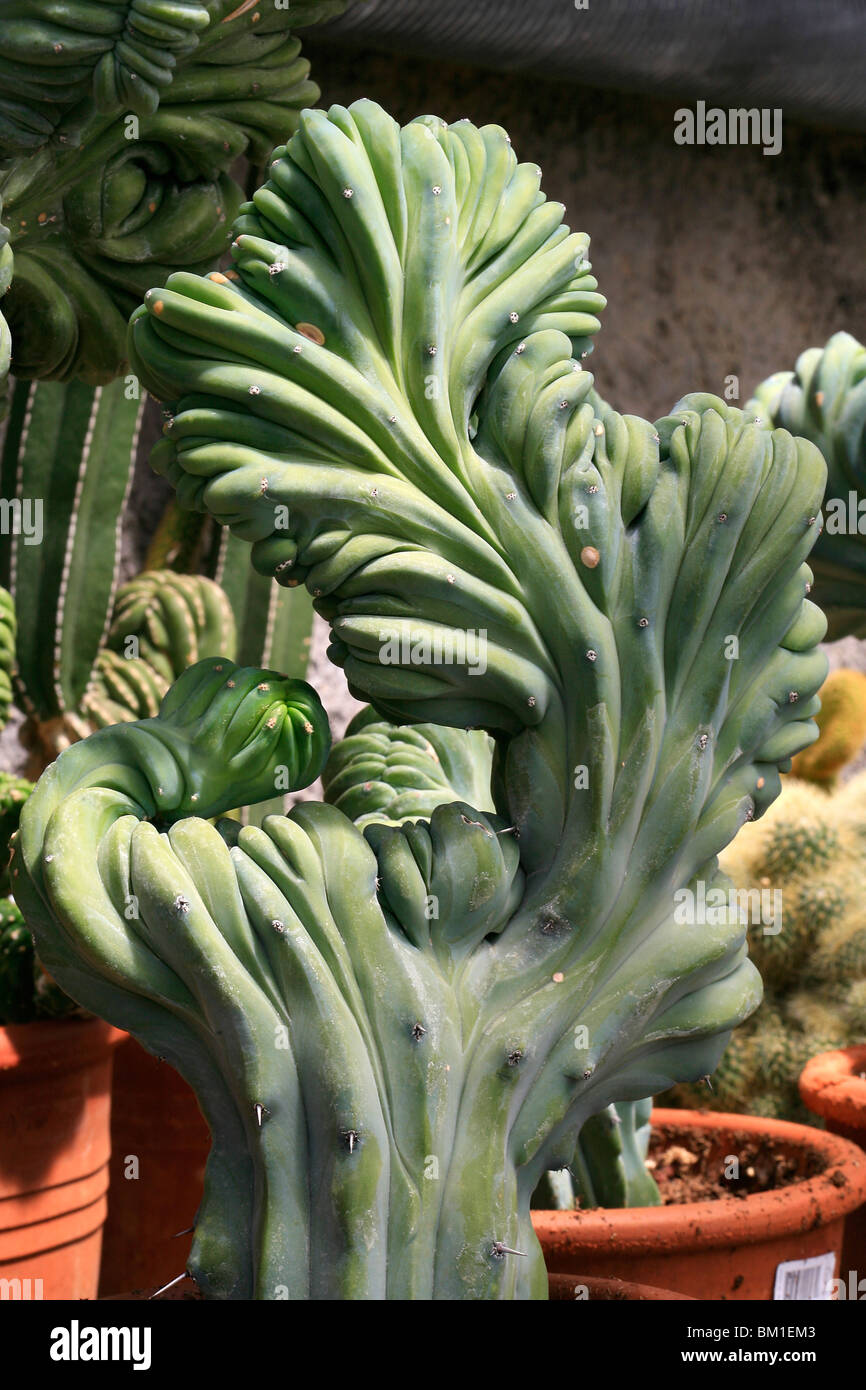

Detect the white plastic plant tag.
xmin=773 ymin=1253 xmax=836 ymax=1300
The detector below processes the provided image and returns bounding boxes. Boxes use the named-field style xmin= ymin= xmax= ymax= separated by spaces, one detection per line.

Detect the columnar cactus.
xmin=0 ymin=585 xmax=16 ymax=729
xmin=672 ymin=772 xmax=866 ymax=1124
xmin=18 ymin=103 xmax=830 ymax=1299
xmin=746 ymin=332 xmax=866 ymax=639
xmin=0 ymin=375 xmax=144 ymax=742
xmin=0 ymin=364 xmax=242 ymax=750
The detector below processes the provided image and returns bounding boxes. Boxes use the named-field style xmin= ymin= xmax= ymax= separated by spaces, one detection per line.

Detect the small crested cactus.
xmin=18 ymin=103 xmax=830 ymax=1299
xmin=323 ymin=708 xmax=496 ymax=826
xmin=789 ymin=668 xmax=866 ymax=786
xmin=671 ymin=771 xmax=866 ymax=1124
xmin=746 ymin=332 xmax=866 ymax=639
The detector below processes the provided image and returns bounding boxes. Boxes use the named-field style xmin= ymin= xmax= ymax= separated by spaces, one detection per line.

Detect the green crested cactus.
xmin=18 ymin=102 xmax=830 ymax=1299
xmin=746 ymin=332 xmax=866 ymax=639
xmin=324 ymin=710 xmax=659 ymax=1211
xmin=671 ymin=771 xmax=866 ymax=1124
xmin=0 ymin=0 xmax=346 ymax=383
xmin=323 ymin=707 xmax=496 ymax=827
xmin=789 ymin=668 xmax=866 ymax=786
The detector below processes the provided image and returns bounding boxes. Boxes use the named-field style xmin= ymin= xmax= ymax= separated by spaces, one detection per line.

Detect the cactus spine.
xmin=19 ymin=103 xmax=829 ymax=1299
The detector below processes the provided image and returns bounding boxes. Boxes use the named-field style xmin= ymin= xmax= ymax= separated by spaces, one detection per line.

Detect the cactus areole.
xmin=17 ymin=103 xmax=830 ymax=1299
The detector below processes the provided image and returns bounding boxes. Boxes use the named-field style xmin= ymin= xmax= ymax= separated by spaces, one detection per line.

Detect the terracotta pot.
xmin=98 ymin=1038 xmax=210 ymax=1297
xmin=533 ymin=1107 xmax=866 ymax=1300
xmin=0 ymin=1017 xmax=125 ymax=1299
xmin=800 ymin=1046 xmax=866 ymax=1280
xmin=548 ymin=1272 xmax=693 ymax=1301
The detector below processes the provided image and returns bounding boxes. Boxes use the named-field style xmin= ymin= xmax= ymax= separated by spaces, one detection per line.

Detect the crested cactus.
xmin=0 ymin=0 xmax=346 ymax=382
xmin=746 ymin=332 xmax=866 ymax=639
xmin=671 ymin=771 xmax=866 ymax=1124
xmin=17 ymin=102 xmax=831 ymax=1299
xmin=323 ymin=707 xmax=496 ymax=826
xmin=789 ymin=667 xmax=866 ymax=786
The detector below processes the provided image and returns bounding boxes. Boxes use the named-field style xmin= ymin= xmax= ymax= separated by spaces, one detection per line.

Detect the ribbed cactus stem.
xmin=0 ymin=376 xmax=143 ymax=730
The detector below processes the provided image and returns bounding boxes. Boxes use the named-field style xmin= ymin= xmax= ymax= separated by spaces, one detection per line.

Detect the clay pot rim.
xmin=547 ymin=1271 xmax=694 ymax=1301
xmin=799 ymin=1046 xmax=866 ymax=1128
xmin=0 ymin=1018 xmax=127 ymax=1074
xmin=531 ymin=1107 xmax=866 ymax=1254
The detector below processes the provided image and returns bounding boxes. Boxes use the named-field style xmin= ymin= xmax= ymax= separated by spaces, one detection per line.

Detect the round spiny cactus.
xmin=789 ymin=668 xmax=866 ymax=786
xmin=669 ymin=771 xmax=866 ymax=1125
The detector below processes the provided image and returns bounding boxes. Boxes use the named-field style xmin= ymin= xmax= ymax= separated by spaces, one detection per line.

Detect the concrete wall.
xmin=299 ymin=42 xmax=866 ymax=739
xmin=302 ymin=43 xmax=866 ymax=421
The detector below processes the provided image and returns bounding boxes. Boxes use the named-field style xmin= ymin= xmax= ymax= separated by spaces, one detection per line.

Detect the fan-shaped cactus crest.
xmin=18 ymin=101 xmax=829 ymax=1299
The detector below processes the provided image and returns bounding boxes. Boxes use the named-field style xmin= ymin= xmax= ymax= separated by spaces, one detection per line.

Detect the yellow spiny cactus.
xmin=790 ymin=668 xmax=866 ymax=786
xmin=669 ymin=771 xmax=866 ymax=1125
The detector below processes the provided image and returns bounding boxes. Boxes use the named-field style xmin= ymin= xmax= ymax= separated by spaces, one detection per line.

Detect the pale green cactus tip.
xmin=18 ymin=102 xmax=831 ymax=1299
xmin=738 ymin=331 xmax=866 ymax=641
xmin=0 ymin=1 xmax=347 ymax=384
